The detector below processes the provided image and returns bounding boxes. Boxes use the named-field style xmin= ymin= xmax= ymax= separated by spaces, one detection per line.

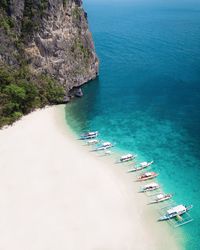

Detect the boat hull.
xmin=142 ymin=187 xmax=160 ymax=192
xmin=80 ymin=131 xmax=98 ymax=140
xmin=129 ymin=165 xmax=148 ymax=172
xmin=158 ymin=212 xmax=185 ymax=221
xmin=95 ymin=145 xmax=113 ymax=151
xmin=158 ymin=205 xmax=193 ymax=221
xmin=150 ymin=195 xmax=172 ymax=204
xmin=138 ymin=174 xmax=158 ymax=181
xmin=81 ymin=135 xmax=98 ymax=140
xmin=129 ymin=161 xmax=153 ymax=172
xmin=120 ymin=158 xmax=133 ymax=162
xmin=87 ymin=140 xmax=99 ymax=145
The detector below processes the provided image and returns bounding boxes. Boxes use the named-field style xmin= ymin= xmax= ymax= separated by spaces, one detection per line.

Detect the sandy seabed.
xmin=0 ymin=105 xmax=183 ymax=250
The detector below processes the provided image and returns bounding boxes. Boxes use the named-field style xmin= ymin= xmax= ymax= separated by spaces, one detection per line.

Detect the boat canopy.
xmin=167 ymin=205 xmax=186 ymax=215
xmin=121 ymin=154 xmax=132 ymax=159
xmin=88 ymin=132 xmax=96 ymax=135
xmin=144 ymin=182 xmax=158 ymax=188
xmin=140 ymin=161 xmax=148 ymax=167
xmin=89 ymin=139 xmax=98 ymax=142
xmin=144 ymin=172 xmax=152 ymax=177
xmin=87 ymin=139 xmax=98 ymax=143
xmin=157 ymin=194 xmax=165 ymax=199
xmin=140 ymin=161 xmax=154 ymax=167
xmin=81 ymin=131 xmax=98 ymax=138
xmin=102 ymin=142 xmax=111 ymax=147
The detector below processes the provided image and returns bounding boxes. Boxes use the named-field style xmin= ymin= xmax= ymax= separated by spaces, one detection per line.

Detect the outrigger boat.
xmin=80 ymin=131 xmax=98 ymax=140
xmin=86 ymin=139 xmax=100 ymax=145
xmin=149 ymin=193 xmax=173 ymax=204
xmin=158 ymin=204 xmax=193 ymax=221
xmin=137 ymin=171 xmax=158 ymax=181
xmin=119 ymin=154 xmax=136 ymax=162
xmin=94 ymin=142 xmax=113 ymax=151
xmin=128 ymin=161 xmax=154 ymax=172
xmin=141 ymin=182 xmax=160 ymax=192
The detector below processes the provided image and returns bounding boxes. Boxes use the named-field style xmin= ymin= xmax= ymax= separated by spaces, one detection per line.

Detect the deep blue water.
xmin=66 ymin=1 xmax=200 ymax=249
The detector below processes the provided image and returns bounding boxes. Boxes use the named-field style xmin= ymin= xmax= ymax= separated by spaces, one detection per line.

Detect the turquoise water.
xmin=66 ymin=1 xmax=200 ymax=249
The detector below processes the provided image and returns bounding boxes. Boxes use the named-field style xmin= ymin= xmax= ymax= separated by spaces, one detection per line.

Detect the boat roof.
xmin=140 ymin=162 xmax=147 ymax=166
xmin=144 ymin=172 xmax=152 ymax=177
xmin=144 ymin=182 xmax=158 ymax=188
xmin=88 ymin=131 xmax=98 ymax=135
xmin=102 ymin=142 xmax=111 ymax=146
xmin=88 ymin=139 xmax=98 ymax=142
xmin=121 ymin=154 xmax=132 ymax=158
xmin=82 ymin=131 xmax=97 ymax=136
xmin=157 ymin=194 xmax=164 ymax=199
xmin=167 ymin=205 xmax=186 ymax=214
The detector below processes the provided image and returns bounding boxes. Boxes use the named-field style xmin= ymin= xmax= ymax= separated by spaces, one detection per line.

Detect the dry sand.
xmin=0 ymin=105 xmax=183 ymax=250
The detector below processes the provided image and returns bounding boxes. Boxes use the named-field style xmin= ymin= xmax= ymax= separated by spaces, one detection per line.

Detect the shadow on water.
xmin=65 ymin=77 xmax=101 ymax=132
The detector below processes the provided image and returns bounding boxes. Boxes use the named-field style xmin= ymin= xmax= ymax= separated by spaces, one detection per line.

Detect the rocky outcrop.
xmin=0 ymin=0 xmax=99 ymax=96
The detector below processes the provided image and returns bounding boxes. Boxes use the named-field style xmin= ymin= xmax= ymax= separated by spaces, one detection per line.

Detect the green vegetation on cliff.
xmin=0 ymin=4 xmax=14 ymax=34
xmin=0 ymin=2 xmax=66 ymax=128
xmin=0 ymin=0 xmax=98 ymax=128
xmin=72 ymin=5 xmax=82 ymax=20
xmin=0 ymin=64 xmax=65 ymax=128
xmin=22 ymin=0 xmax=48 ymax=37
xmin=0 ymin=0 xmax=10 ymax=12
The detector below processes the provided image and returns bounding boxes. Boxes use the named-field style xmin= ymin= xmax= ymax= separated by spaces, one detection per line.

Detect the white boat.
xmin=149 ymin=193 xmax=173 ymax=204
xmin=128 ymin=161 xmax=154 ymax=172
xmin=158 ymin=204 xmax=193 ymax=221
xmin=95 ymin=142 xmax=113 ymax=151
xmin=80 ymin=131 xmax=98 ymax=140
xmin=137 ymin=171 xmax=158 ymax=181
xmin=104 ymin=150 xmax=111 ymax=155
xmin=119 ymin=154 xmax=136 ymax=162
xmin=86 ymin=139 xmax=100 ymax=145
xmin=141 ymin=182 xmax=160 ymax=192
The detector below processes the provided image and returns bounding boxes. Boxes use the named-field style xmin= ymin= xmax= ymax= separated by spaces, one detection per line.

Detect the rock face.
xmin=0 ymin=0 xmax=99 ymax=95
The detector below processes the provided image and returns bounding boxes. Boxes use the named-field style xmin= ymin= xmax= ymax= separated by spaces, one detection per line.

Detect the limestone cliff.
xmin=0 ymin=0 xmax=99 ymax=97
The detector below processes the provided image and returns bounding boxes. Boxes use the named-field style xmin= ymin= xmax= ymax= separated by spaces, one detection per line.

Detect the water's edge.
xmin=64 ymin=104 xmax=186 ymax=250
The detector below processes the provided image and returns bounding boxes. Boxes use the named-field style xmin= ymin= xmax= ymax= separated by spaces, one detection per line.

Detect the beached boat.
xmin=86 ymin=139 xmax=100 ymax=145
xmin=158 ymin=204 xmax=193 ymax=221
xmin=141 ymin=182 xmax=160 ymax=192
xmin=104 ymin=150 xmax=111 ymax=155
xmin=128 ymin=161 xmax=154 ymax=172
xmin=94 ymin=142 xmax=113 ymax=151
xmin=137 ymin=171 xmax=158 ymax=181
xmin=119 ymin=154 xmax=136 ymax=162
xmin=149 ymin=193 xmax=173 ymax=204
xmin=80 ymin=131 xmax=98 ymax=140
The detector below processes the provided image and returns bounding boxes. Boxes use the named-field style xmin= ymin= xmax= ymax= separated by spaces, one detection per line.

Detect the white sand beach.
xmin=0 ymin=105 xmax=182 ymax=250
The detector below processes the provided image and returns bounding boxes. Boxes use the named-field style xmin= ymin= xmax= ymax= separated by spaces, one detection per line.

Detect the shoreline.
xmin=63 ymin=105 xmax=185 ymax=248
xmin=0 ymin=105 xmax=184 ymax=250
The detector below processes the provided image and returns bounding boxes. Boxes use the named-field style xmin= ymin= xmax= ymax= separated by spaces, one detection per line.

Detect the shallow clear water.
xmin=66 ymin=1 xmax=200 ymax=249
